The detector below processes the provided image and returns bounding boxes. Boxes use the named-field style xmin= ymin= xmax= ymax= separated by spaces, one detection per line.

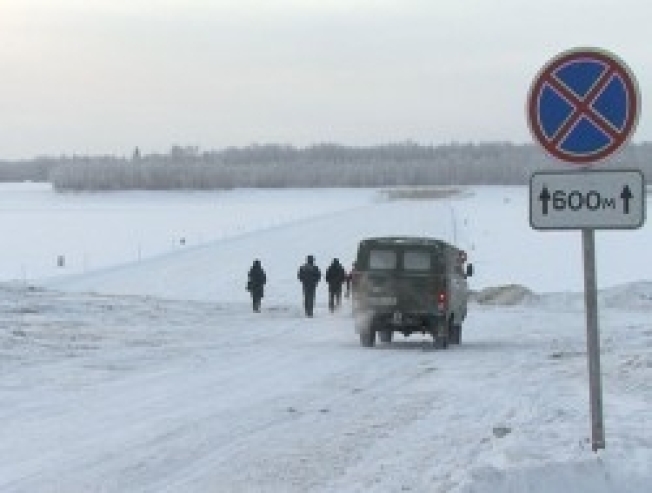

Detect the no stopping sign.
xmin=527 ymin=47 xmax=640 ymax=165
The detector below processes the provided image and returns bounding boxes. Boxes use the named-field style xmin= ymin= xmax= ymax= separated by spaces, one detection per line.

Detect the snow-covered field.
xmin=1 ymin=183 xmax=651 ymax=492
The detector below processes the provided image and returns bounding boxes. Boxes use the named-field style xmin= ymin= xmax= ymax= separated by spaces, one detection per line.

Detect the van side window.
xmin=403 ymin=251 xmax=430 ymax=271
xmin=368 ymin=250 xmax=397 ymax=270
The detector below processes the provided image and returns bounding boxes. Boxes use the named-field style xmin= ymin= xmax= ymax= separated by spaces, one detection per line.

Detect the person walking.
xmin=345 ymin=261 xmax=357 ymax=298
xmin=247 ymin=259 xmax=267 ymax=312
xmin=297 ymin=255 xmax=321 ymax=317
xmin=325 ymin=258 xmax=346 ymax=312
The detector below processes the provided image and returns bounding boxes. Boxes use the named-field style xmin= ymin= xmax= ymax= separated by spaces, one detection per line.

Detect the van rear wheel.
xmin=450 ymin=323 xmax=462 ymax=344
xmin=433 ymin=336 xmax=448 ymax=349
xmin=360 ymin=329 xmax=376 ymax=347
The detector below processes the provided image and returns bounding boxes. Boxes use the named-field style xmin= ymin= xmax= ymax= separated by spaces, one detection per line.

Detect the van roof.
xmin=359 ymin=236 xmax=455 ymax=249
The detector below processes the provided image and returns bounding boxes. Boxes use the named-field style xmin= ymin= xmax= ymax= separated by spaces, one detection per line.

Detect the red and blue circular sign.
xmin=527 ymin=47 xmax=640 ymax=165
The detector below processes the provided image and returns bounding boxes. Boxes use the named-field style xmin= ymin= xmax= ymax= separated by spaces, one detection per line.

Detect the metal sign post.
xmin=582 ymin=228 xmax=605 ymax=451
xmin=527 ymin=47 xmax=642 ymax=452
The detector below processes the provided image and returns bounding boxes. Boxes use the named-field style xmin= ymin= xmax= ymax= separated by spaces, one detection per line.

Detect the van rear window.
xmin=368 ymin=250 xmax=397 ymax=270
xmin=404 ymin=251 xmax=430 ymax=271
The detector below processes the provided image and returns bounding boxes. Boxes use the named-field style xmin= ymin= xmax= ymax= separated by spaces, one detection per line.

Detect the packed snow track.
xmin=1 ymin=283 xmax=651 ymax=492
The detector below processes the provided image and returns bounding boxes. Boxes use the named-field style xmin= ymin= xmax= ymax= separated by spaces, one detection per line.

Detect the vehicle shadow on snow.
xmin=368 ymin=338 xmax=463 ymax=352
xmin=368 ymin=338 xmax=534 ymax=353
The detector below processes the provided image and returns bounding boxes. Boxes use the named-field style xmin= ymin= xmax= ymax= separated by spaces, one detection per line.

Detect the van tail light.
xmin=436 ymin=292 xmax=447 ymax=311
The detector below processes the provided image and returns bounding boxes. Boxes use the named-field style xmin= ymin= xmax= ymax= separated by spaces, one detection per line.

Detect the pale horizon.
xmin=1 ymin=0 xmax=649 ymax=159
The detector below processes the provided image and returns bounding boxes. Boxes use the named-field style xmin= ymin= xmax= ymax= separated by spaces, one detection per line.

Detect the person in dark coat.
xmin=247 ymin=259 xmax=267 ymax=312
xmin=297 ymin=255 xmax=321 ymax=317
xmin=325 ymin=258 xmax=347 ymax=312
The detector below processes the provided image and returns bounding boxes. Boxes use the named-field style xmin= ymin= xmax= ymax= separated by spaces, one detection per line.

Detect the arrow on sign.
xmin=539 ymin=186 xmax=551 ymax=215
xmin=621 ymin=185 xmax=633 ymax=214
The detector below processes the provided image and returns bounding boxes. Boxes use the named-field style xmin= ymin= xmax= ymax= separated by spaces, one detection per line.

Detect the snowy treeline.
xmin=4 ymin=142 xmax=652 ymax=190
xmin=0 ymin=158 xmax=53 ymax=182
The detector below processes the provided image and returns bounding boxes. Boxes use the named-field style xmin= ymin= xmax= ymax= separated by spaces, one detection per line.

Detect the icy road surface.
xmin=1 ymin=283 xmax=651 ymax=492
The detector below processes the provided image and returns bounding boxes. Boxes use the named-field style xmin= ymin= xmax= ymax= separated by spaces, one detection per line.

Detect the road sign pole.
xmin=528 ymin=47 xmax=641 ymax=455
xmin=581 ymin=228 xmax=605 ymax=451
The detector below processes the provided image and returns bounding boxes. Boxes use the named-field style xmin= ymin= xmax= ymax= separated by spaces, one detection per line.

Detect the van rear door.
xmin=361 ymin=248 xmax=446 ymax=312
xmin=396 ymin=249 xmax=446 ymax=311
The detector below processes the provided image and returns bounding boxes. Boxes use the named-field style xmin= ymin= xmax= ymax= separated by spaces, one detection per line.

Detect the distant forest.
xmin=2 ymin=142 xmax=652 ymax=191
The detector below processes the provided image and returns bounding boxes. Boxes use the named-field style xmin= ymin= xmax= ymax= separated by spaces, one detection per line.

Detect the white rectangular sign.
xmin=530 ymin=169 xmax=646 ymax=230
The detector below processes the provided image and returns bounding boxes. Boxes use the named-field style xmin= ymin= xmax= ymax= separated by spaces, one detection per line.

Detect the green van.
xmin=352 ymin=236 xmax=473 ymax=349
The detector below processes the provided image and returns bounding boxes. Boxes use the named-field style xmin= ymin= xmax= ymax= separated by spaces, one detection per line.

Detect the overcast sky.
xmin=0 ymin=0 xmax=649 ymax=158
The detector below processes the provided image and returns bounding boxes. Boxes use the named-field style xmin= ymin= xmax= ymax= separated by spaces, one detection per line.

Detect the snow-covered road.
xmin=2 ymin=283 xmax=651 ymax=492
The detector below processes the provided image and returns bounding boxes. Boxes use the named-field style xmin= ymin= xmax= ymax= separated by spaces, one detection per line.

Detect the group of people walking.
xmin=246 ymin=256 xmax=352 ymax=316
